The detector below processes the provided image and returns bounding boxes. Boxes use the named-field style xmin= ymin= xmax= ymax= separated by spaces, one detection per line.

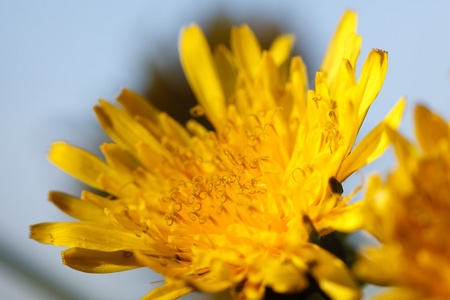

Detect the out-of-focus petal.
xmin=320 ymin=11 xmax=358 ymax=83
xmin=62 ymin=248 xmax=142 ymax=273
xmin=415 ymin=104 xmax=449 ymax=154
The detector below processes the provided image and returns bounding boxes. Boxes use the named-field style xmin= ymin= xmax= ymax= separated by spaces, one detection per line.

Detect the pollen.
xmin=149 ymin=108 xmax=287 ymax=236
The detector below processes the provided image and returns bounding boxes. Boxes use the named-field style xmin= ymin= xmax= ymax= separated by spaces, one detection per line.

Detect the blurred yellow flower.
xmin=354 ymin=105 xmax=450 ymax=299
xmin=31 ymin=11 xmax=403 ymax=299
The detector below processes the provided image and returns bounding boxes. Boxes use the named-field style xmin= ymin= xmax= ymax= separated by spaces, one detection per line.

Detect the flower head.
xmin=354 ymin=105 xmax=450 ymax=299
xmin=31 ymin=11 xmax=403 ymax=299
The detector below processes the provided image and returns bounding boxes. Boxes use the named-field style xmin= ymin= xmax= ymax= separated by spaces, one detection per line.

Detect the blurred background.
xmin=1 ymin=0 xmax=450 ymax=299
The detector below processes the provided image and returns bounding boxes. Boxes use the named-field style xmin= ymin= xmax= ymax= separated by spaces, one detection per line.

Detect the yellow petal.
xmin=140 ymin=279 xmax=194 ymax=300
xmin=62 ymin=248 xmax=142 ymax=273
xmin=414 ymin=104 xmax=449 ymax=153
xmin=117 ymin=88 xmax=160 ymax=122
xmin=48 ymin=191 xmax=108 ymax=223
xmin=231 ymin=25 xmax=262 ymax=77
xmin=210 ymin=258 xmax=246 ymax=283
xmin=186 ymin=274 xmax=233 ymax=293
xmin=288 ymin=56 xmax=308 ymax=121
xmin=320 ymin=11 xmax=357 ymax=83
xmin=186 ymin=119 xmax=208 ymax=138
xmin=158 ymin=112 xmax=191 ymax=147
xmin=94 ymin=100 xmax=163 ymax=154
xmin=307 ymin=245 xmax=361 ymax=300
xmin=360 ymin=175 xmax=386 ymax=238
xmin=356 ymin=50 xmax=388 ymax=125
xmin=30 ymin=222 xmax=149 ymax=252
xmin=269 ymin=34 xmax=295 ymax=67
xmin=214 ymin=44 xmax=237 ymax=101
xmin=101 ymin=143 xmax=140 ymax=175
xmin=352 ymin=248 xmax=398 ymax=286
xmin=132 ymin=167 xmax=166 ymax=193
xmin=261 ymin=259 xmax=308 ymax=294
xmin=48 ymin=142 xmax=114 ymax=191
xmin=136 ymin=141 xmax=166 ymax=170
xmin=256 ymin=51 xmax=280 ymax=103
xmin=385 ymin=125 xmax=416 ymax=167
xmin=316 ymin=202 xmax=364 ymax=233
xmin=314 ymin=72 xmax=330 ymax=100
xmin=337 ymin=58 xmax=357 ymax=86
xmin=330 ymin=59 xmax=357 ymax=111
xmin=133 ymin=252 xmax=188 ymax=277
xmin=135 ymin=115 xmax=164 ymax=141
xmin=338 ymin=97 xmax=405 ymax=181
xmin=179 ymin=24 xmax=226 ymax=128
xmin=333 ymin=64 xmax=358 ymax=153
xmin=81 ymin=190 xmax=127 ymax=212
xmin=97 ymin=173 xmax=139 ymax=197
xmin=343 ymin=33 xmax=361 ymax=70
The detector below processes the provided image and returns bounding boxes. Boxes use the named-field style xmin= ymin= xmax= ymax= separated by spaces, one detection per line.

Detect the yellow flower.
xmin=31 ymin=11 xmax=403 ymax=299
xmin=354 ymin=105 xmax=450 ymax=299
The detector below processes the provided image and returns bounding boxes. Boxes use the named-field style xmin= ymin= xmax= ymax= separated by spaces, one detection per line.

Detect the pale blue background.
xmin=1 ymin=1 xmax=450 ymax=299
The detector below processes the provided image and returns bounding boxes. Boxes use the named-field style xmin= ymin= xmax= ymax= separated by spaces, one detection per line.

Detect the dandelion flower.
xmin=354 ymin=105 xmax=450 ymax=299
xmin=31 ymin=11 xmax=404 ymax=299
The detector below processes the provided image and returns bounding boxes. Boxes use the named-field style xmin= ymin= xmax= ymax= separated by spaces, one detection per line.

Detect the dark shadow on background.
xmin=142 ymin=13 xmax=313 ymax=127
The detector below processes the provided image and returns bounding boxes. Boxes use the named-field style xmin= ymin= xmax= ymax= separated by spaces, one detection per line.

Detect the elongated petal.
xmin=158 ymin=112 xmax=191 ymax=147
xmin=338 ymin=98 xmax=405 ymax=181
xmin=49 ymin=191 xmax=108 ymax=222
xmin=320 ymin=11 xmax=357 ymax=83
xmin=62 ymin=248 xmax=142 ymax=273
xmin=343 ymin=33 xmax=361 ymax=70
xmin=231 ymin=25 xmax=262 ymax=77
xmin=49 ymin=142 xmax=112 ymax=190
xmin=256 ymin=51 xmax=280 ymax=103
xmin=314 ymin=72 xmax=330 ymax=100
xmin=316 ymin=202 xmax=364 ymax=233
xmin=117 ymin=88 xmax=160 ymax=122
xmin=356 ymin=50 xmax=388 ymax=125
xmin=186 ymin=274 xmax=233 ymax=293
xmin=415 ymin=104 xmax=449 ymax=153
xmin=99 ymin=177 xmax=139 ymax=198
xmin=269 ymin=34 xmax=295 ymax=67
xmin=136 ymin=141 xmax=166 ymax=170
xmin=133 ymin=252 xmax=188 ymax=277
xmin=385 ymin=126 xmax=417 ymax=167
xmin=140 ymin=280 xmax=194 ymax=300
xmin=288 ymin=56 xmax=308 ymax=119
xmin=180 ymin=24 xmax=226 ymax=128
xmin=30 ymin=222 xmax=149 ymax=252
xmin=101 ymin=143 xmax=140 ymax=175
xmin=308 ymin=245 xmax=361 ymax=300
xmin=260 ymin=259 xmax=307 ymax=294
xmin=214 ymin=45 xmax=237 ymax=101
xmin=95 ymin=100 xmax=164 ymax=154
xmin=353 ymin=248 xmax=398 ymax=286
xmin=81 ymin=190 xmax=127 ymax=212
